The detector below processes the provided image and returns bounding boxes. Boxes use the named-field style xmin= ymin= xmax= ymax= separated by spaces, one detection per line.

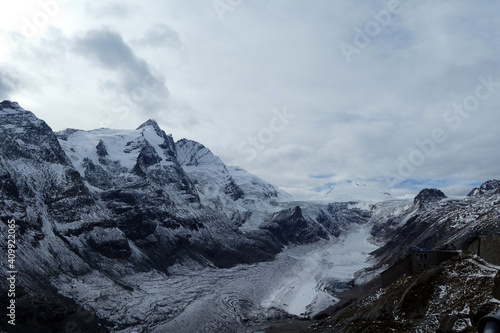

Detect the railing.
xmin=409 ymin=246 xmax=459 ymax=253
xmin=410 ymin=246 xmax=433 ymax=251
xmin=479 ymin=310 xmax=500 ymax=333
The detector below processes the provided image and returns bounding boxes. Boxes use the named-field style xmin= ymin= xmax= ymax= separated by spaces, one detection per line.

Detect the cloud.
xmin=310 ymin=174 xmax=335 ymax=179
xmin=72 ymin=28 xmax=170 ymax=118
xmin=74 ymin=28 xmax=148 ymax=72
xmin=2 ymin=0 xmax=500 ymax=197
xmin=85 ymin=2 xmax=133 ymax=19
xmin=131 ymin=24 xmax=182 ymax=49
xmin=0 ymin=67 xmax=19 ymax=98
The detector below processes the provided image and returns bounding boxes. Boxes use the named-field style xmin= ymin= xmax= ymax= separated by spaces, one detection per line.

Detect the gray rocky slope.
xmin=1 ymin=100 xmax=499 ymax=332
xmin=306 ymin=184 xmax=500 ymax=333
xmin=369 ymin=184 xmax=500 ymax=273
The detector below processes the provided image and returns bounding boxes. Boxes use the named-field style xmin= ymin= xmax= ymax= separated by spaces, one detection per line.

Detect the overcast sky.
xmin=1 ymin=0 xmax=500 ymax=199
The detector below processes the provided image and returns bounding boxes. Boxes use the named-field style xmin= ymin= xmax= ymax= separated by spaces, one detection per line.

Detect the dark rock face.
xmin=96 ymin=140 xmax=108 ymax=157
xmin=0 ymin=284 xmax=110 ymax=333
xmin=414 ymin=188 xmax=446 ymax=207
xmin=224 ymin=179 xmax=245 ymax=200
xmin=0 ymin=100 xmax=21 ymax=110
xmin=0 ymin=163 xmax=20 ymax=200
xmin=83 ymin=158 xmax=114 ymax=189
xmin=86 ymin=227 xmax=132 ymax=259
xmin=324 ymin=202 xmax=372 ymax=236
xmin=262 ymin=206 xmax=329 ymax=245
xmin=56 ymin=128 xmax=81 ymax=141
xmin=0 ymin=101 xmax=70 ymax=165
xmin=134 ymin=140 xmax=163 ymax=170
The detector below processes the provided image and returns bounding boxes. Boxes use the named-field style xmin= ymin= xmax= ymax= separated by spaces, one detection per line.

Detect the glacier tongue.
xmin=261 ymin=224 xmax=377 ymax=317
xmin=49 ymin=225 xmax=377 ymax=332
xmin=48 ymin=222 xmax=380 ymax=331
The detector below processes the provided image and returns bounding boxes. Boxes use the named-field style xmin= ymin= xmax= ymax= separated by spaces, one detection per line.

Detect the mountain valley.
xmin=0 ymin=100 xmax=499 ymax=333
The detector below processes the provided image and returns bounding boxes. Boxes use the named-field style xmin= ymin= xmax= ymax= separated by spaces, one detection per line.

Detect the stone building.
xmin=411 ymin=248 xmax=459 ymax=274
xmin=380 ymin=254 xmax=412 ymax=288
xmin=464 ymin=234 xmax=500 ymax=266
xmin=380 ymin=247 xmax=459 ymax=288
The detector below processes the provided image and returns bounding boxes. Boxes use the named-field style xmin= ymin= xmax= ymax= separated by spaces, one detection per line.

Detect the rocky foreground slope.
xmin=307 ymin=255 xmax=500 ymax=333
xmin=304 ymin=183 xmax=500 ymax=333
xmin=369 ymin=183 xmax=500 ymax=272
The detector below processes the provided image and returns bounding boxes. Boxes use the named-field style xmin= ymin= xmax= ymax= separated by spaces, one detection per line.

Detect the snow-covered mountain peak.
xmin=0 ymin=101 xmax=71 ymax=166
xmin=0 ymin=100 xmax=23 ymax=112
xmin=56 ymin=119 xmax=181 ymax=178
xmin=308 ymin=181 xmax=391 ymax=203
xmin=137 ymin=118 xmax=160 ymax=130
xmin=174 ymin=138 xmax=292 ymax=207
xmin=0 ymin=100 xmax=45 ymax=126
xmin=135 ymin=119 xmax=176 ymax=152
xmin=467 ymin=179 xmax=500 ymax=197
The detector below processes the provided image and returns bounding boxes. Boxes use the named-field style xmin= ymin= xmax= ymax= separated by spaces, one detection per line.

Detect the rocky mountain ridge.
xmin=1 ymin=100 xmax=499 ymax=332
xmin=0 ymin=101 xmax=381 ymax=332
xmin=305 ymin=182 xmax=500 ymax=333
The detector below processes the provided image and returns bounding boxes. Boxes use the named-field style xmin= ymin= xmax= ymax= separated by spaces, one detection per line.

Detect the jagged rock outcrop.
xmin=262 ymin=206 xmax=329 ymax=244
xmin=414 ymin=188 xmax=446 ymax=208
xmin=468 ymin=179 xmax=500 ymax=196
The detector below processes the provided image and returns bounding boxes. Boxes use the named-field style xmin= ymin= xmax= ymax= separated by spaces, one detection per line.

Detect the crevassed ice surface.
xmin=54 ymin=225 xmax=376 ymax=333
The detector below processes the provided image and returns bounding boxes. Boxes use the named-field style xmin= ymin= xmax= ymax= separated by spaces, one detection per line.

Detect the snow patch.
xmin=308 ymin=181 xmax=391 ymax=203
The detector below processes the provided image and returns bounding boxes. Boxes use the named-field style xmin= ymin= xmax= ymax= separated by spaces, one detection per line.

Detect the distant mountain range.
xmin=308 ymin=181 xmax=392 ymax=202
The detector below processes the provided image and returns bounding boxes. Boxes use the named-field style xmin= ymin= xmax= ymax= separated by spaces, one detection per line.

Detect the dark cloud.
xmin=131 ymin=24 xmax=182 ymax=49
xmin=0 ymin=67 xmax=19 ymax=98
xmin=73 ymin=28 xmax=169 ymax=116
xmin=74 ymin=28 xmax=146 ymax=71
